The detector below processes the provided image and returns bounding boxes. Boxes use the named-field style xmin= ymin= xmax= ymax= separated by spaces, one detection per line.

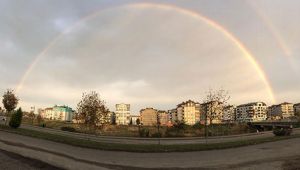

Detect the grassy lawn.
xmin=0 ymin=124 xmax=299 ymax=153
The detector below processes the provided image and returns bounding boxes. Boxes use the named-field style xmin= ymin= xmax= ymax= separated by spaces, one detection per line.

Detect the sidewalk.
xmin=0 ymin=130 xmax=300 ymax=170
xmin=21 ymin=124 xmax=300 ymax=145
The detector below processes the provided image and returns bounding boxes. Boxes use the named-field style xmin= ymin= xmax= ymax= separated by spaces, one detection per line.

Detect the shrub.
xmin=273 ymin=127 xmax=292 ymax=136
xmin=139 ymin=128 xmax=150 ymax=137
xmin=192 ymin=123 xmax=205 ymax=129
xmin=9 ymin=108 xmax=23 ymax=128
xmin=61 ymin=126 xmax=76 ymax=132
xmin=165 ymin=127 xmax=185 ymax=137
xmin=151 ymin=132 xmax=162 ymax=138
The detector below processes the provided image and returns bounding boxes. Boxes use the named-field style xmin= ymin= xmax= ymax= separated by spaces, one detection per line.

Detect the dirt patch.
xmin=0 ymin=149 xmax=64 ymax=170
xmin=282 ymin=156 xmax=300 ymax=170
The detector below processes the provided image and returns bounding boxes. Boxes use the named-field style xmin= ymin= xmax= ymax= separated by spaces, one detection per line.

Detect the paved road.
xmin=0 ymin=149 xmax=63 ymax=170
xmin=0 ymin=130 xmax=300 ymax=170
xmin=20 ymin=124 xmax=300 ymax=145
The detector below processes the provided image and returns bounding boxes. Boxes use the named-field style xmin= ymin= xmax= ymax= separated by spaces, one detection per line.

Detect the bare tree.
xmin=202 ymin=88 xmax=230 ymax=138
xmin=76 ymin=91 xmax=109 ymax=132
xmin=203 ymin=88 xmax=230 ymax=124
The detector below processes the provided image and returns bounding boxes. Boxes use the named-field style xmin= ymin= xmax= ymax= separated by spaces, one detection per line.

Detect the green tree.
xmin=28 ymin=111 xmax=35 ymax=124
xmin=2 ymin=89 xmax=18 ymax=113
xmin=37 ymin=114 xmax=43 ymax=125
xmin=76 ymin=91 xmax=109 ymax=131
xmin=136 ymin=118 xmax=141 ymax=136
xmin=2 ymin=89 xmax=19 ymax=125
xmin=9 ymin=108 xmax=23 ymax=128
xmin=136 ymin=118 xmax=141 ymax=126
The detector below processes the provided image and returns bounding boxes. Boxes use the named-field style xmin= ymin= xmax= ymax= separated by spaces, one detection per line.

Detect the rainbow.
xmin=247 ymin=1 xmax=297 ymax=72
xmin=16 ymin=2 xmax=276 ymax=103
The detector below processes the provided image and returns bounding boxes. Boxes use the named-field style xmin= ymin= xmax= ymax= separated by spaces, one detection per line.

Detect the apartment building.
xmin=42 ymin=105 xmax=74 ymax=121
xmin=176 ymin=100 xmax=200 ymax=125
xmin=157 ymin=110 xmax=170 ymax=126
xmin=115 ymin=103 xmax=130 ymax=125
xmin=222 ymin=105 xmax=236 ymax=123
xmin=168 ymin=109 xmax=177 ymax=124
xmin=200 ymin=101 xmax=224 ymax=124
xmin=236 ymin=102 xmax=267 ymax=122
xmin=129 ymin=115 xmax=140 ymax=125
xmin=294 ymin=103 xmax=300 ymax=117
xmin=268 ymin=102 xmax=294 ymax=120
xmin=140 ymin=108 xmax=158 ymax=126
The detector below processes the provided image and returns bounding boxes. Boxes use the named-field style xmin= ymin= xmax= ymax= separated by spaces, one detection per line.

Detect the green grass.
xmin=0 ymin=124 xmax=299 ymax=153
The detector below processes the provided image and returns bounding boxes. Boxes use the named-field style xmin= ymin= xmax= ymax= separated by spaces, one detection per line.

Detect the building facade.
xmin=222 ymin=105 xmax=236 ymax=123
xmin=42 ymin=105 xmax=74 ymax=121
xmin=157 ymin=110 xmax=170 ymax=126
xmin=176 ymin=100 xmax=200 ymax=125
xmin=168 ymin=109 xmax=177 ymax=124
xmin=294 ymin=103 xmax=300 ymax=117
xmin=200 ymin=101 xmax=224 ymax=124
xmin=236 ymin=102 xmax=267 ymax=122
xmin=115 ymin=103 xmax=130 ymax=125
xmin=140 ymin=108 xmax=158 ymax=126
xmin=129 ymin=115 xmax=140 ymax=125
xmin=268 ymin=102 xmax=294 ymax=120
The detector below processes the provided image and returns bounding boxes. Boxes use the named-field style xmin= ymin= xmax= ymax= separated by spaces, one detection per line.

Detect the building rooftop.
xmin=237 ymin=102 xmax=266 ymax=107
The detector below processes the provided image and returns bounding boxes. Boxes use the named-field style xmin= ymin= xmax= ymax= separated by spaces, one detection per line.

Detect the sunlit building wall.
xmin=176 ymin=100 xmax=200 ymax=125
xmin=157 ymin=110 xmax=170 ymax=126
xmin=43 ymin=105 xmax=74 ymax=121
xmin=140 ymin=108 xmax=158 ymax=126
xmin=129 ymin=115 xmax=140 ymax=125
xmin=200 ymin=101 xmax=224 ymax=124
xmin=222 ymin=105 xmax=236 ymax=123
xmin=236 ymin=102 xmax=267 ymax=122
xmin=115 ymin=103 xmax=130 ymax=125
xmin=268 ymin=102 xmax=294 ymax=120
xmin=168 ymin=109 xmax=177 ymax=124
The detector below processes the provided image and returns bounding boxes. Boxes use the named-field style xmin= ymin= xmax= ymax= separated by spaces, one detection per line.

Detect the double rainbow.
xmin=16 ymin=2 xmax=276 ymax=103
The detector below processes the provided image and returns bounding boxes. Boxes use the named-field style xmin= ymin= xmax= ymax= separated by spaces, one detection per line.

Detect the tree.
xmin=2 ymin=89 xmax=18 ymax=113
xmin=111 ymin=113 xmax=116 ymax=125
xmin=37 ymin=114 xmax=43 ymax=125
xmin=2 ymin=89 xmax=19 ymax=125
xmin=203 ymin=88 xmax=230 ymax=124
xmin=136 ymin=118 xmax=141 ymax=126
xmin=28 ymin=111 xmax=35 ymax=125
xmin=9 ymin=108 xmax=23 ymax=128
xmin=203 ymin=88 xmax=230 ymax=137
xmin=136 ymin=118 xmax=141 ymax=136
xmin=76 ymin=91 xmax=109 ymax=131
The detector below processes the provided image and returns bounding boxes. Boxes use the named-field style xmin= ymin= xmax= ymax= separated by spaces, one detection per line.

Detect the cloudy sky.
xmin=0 ymin=0 xmax=299 ymax=113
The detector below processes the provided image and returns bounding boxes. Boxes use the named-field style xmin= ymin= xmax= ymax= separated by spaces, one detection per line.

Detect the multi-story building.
xmin=176 ymin=100 xmax=200 ymax=125
xmin=222 ymin=105 xmax=236 ymax=123
xmin=157 ymin=110 xmax=170 ymax=126
xmin=100 ymin=111 xmax=114 ymax=124
xmin=236 ymin=102 xmax=267 ymax=122
xmin=115 ymin=103 xmax=130 ymax=125
xmin=268 ymin=102 xmax=294 ymax=120
xmin=140 ymin=108 xmax=158 ymax=126
xmin=129 ymin=115 xmax=140 ymax=125
xmin=200 ymin=101 xmax=224 ymax=124
xmin=168 ymin=109 xmax=177 ymax=124
xmin=294 ymin=103 xmax=300 ymax=117
xmin=42 ymin=105 xmax=74 ymax=121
